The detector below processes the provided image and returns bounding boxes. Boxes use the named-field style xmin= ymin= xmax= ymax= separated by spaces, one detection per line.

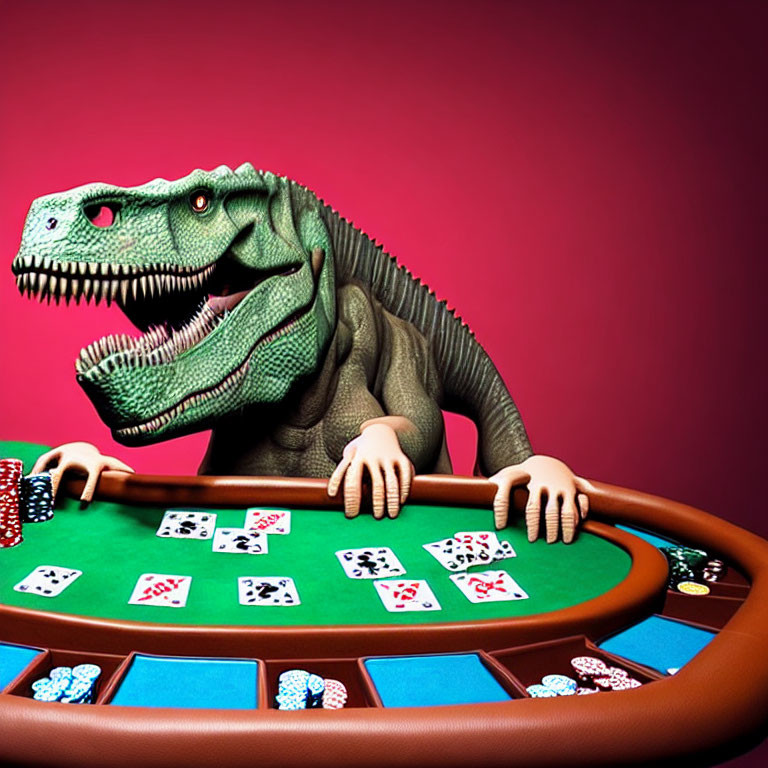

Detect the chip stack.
xmin=0 ymin=458 xmax=24 ymax=548
xmin=569 ymin=656 xmax=643 ymax=693
xmin=275 ymin=669 xmax=348 ymax=710
xmin=21 ymin=472 xmax=54 ymax=523
xmin=276 ymin=669 xmax=312 ymax=710
xmin=660 ymin=546 xmax=720 ymax=592
xmin=306 ymin=674 xmax=325 ymax=708
xmin=526 ymin=674 xmax=578 ymax=698
xmin=321 ymin=679 xmax=348 ymax=709
xmin=30 ymin=664 xmax=101 ymax=704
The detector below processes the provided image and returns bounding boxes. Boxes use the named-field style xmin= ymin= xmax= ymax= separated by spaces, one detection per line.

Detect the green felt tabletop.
xmin=0 ymin=441 xmax=631 ymax=626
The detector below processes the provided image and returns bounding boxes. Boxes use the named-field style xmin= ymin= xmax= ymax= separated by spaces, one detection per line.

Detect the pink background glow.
xmin=0 ymin=2 xmax=766 ymax=761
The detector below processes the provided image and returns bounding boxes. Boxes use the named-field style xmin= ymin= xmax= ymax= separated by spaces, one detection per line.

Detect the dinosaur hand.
xmin=327 ymin=423 xmax=414 ymax=519
xmin=489 ymin=456 xmax=593 ymax=544
xmin=31 ymin=442 xmax=134 ymax=503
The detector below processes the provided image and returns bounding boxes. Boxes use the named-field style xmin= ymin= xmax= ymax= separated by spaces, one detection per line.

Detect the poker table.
xmin=1 ymin=439 xmax=767 ymax=767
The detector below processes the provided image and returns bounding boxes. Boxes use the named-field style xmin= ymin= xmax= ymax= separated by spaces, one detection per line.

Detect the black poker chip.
xmin=20 ymin=472 xmax=54 ymax=523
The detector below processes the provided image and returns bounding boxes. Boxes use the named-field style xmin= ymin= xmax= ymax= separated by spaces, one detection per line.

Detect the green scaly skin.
xmin=11 ymin=164 xmax=532 ymax=478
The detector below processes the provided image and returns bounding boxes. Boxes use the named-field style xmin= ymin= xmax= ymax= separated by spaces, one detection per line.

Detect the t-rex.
xmin=11 ymin=164 xmax=590 ymax=542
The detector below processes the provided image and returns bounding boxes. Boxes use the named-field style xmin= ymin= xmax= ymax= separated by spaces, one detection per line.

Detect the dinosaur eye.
xmin=190 ymin=191 xmax=210 ymax=213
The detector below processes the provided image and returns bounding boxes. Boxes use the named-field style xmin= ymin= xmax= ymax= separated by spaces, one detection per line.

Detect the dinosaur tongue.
xmin=207 ymin=289 xmax=250 ymax=315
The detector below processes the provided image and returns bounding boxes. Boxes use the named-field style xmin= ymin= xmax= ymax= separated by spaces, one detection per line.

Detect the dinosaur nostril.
xmin=84 ymin=202 xmax=120 ymax=228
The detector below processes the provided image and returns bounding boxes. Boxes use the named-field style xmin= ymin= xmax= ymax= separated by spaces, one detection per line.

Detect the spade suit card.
xmin=14 ymin=565 xmax=82 ymax=597
xmin=335 ymin=546 xmax=405 ymax=579
xmin=156 ymin=510 xmax=217 ymax=540
xmin=237 ymin=576 xmax=300 ymax=606
xmin=212 ymin=527 xmax=268 ymax=554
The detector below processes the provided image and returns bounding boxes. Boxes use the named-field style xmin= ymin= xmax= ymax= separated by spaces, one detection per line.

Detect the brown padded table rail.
xmin=1 ymin=474 xmax=767 ymax=768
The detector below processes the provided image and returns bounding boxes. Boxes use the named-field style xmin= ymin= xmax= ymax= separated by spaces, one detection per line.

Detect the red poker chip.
xmin=571 ymin=656 xmax=609 ymax=679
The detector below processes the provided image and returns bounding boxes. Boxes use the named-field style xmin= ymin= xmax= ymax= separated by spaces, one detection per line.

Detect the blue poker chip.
xmin=541 ymin=674 xmax=578 ymax=695
xmin=526 ymin=684 xmax=558 ymax=698
xmin=72 ymin=664 xmax=101 ymax=681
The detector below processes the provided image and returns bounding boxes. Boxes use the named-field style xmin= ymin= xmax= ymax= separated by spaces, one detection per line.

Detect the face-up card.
xmin=492 ymin=539 xmax=517 ymax=562
xmin=454 ymin=531 xmax=498 ymax=565
xmin=244 ymin=508 xmax=291 ymax=535
xmin=237 ymin=576 xmax=300 ymax=606
xmin=423 ymin=537 xmax=473 ymax=572
xmin=14 ymin=565 xmax=82 ymax=597
xmin=156 ymin=510 xmax=217 ymax=540
xmin=212 ymin=527 xmax=268 ymax=554
xmin=374 ymin=579 xmax=441 ymax=612
xmin=128 ymin=573 xmax=191 ymax=607
xmin=335 ymin=547 xmax=406 ymax=579
xmin=449 ymin=570 xmax=528 ymax=603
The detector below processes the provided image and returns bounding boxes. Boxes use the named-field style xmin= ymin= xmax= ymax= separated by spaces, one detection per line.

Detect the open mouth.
xmin=12 ymin=251 xmax=319 ymax=377
xmin=12 ymin=247 xmax=326 ymax=438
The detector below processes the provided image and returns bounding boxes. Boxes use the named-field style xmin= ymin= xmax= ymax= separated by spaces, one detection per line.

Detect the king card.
xmin=128 ymin=573 xmax=191 ymax=607
xmin=156 ymin=510 xmax=216 ymax=540
xmin=237 ymin=576 xmax=300 ymax=606
xmin=335 ymin=546 xmax=406 ymax=579
xmin=212 ymin=527 xmax=268 ymax=554
xmin=374 ymin=579 xmax=441 ymax=612
xmin=244 ymin=508 xmax=291 ymax=535
xmin=14 ymin=565 xmax=82 ymax=597
xmin=449 ymin=570 xmax=528 ymax=603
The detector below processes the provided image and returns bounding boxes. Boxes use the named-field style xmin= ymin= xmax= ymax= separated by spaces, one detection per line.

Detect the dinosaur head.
xmin=12 ymin=164 xmax=336 ymax=444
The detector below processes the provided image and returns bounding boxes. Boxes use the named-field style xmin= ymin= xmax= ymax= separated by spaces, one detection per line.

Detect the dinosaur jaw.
xmin=62 ymin=249 xmax=326 ymax=444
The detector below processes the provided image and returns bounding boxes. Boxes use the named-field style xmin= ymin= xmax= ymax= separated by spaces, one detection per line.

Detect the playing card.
xmin=128 ymin=573 xmax=191 ymax=607
xmin=374 ymin=579 xmax=441 ymax=612
xmin=212 ymin=527 xmax=268 ymax=554
xmin=454 ymin=531 xmax=499 ymax=564
xmin=449 ymin=570 xmax=528 ymax=603
xmin=335 ymin=547 xmax=406 ymax=579
xmin=156 ymin=510 xmax=217 ymax=540
xmin=244 ymin=508 xmax=291 ymax=535
xmin=14 ymin=565 xmax=82 ymax=597
xmin=492 ymin=539 xmax=517 ymax=561
xmin=237 ymin=576 xmax=300 ymax=606
xmin=423 ymin=537 xmax=474 ymax=571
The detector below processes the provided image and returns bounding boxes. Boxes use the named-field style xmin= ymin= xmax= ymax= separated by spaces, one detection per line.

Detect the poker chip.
xmin=322 ymin=679 xmax=348 ymax=709
xmin=570 ymin=656 xmax=609 ymax=681
xmin=306 ymin=674 xmax=325 ymax=708
xmin=677 ymin=581 xmax=710 ymax=596
xmin=20 ymin=472 xmax=54 ymax=523
xmin=30 ymin=665 xmax=101 ymax=704
xmin=576 ymin=686 xmax=600 ymax=695
xmin=0 ymin=458 xmax=24 ymax=548
xmin=526 ymin=684 xmax=558 ymax=698
xmin=541 ymin=674 xmax=578 ymax=695
xmin=276 ymin=669 xmax=348 ymax=710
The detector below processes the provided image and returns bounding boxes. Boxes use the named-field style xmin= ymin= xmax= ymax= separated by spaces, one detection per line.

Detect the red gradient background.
xmin=1 ymin=1 xmax=766 ymax=762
